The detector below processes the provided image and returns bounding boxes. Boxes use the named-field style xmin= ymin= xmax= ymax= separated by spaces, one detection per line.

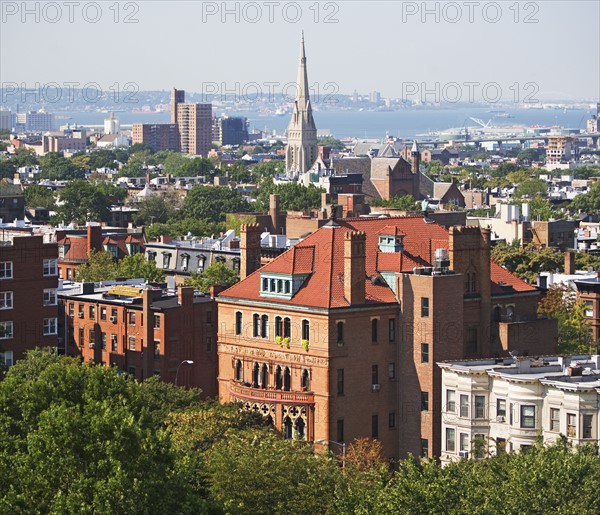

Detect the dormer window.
xmin=377 ymin=228 xmax=405 ymax=253
xmin=260 ymin=272 xmax=309 ymax=299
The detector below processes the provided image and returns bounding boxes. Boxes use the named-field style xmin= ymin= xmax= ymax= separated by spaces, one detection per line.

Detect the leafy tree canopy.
xmin=254 ymin=179 xmax=324 ymax=212
xmin=75 ymin=250 xmax=163 ymax=283
xmin=38 ymin=152 xmax=85 ymax=181
xmin=184 ymin=262 xmax=239 ymax=293
xmin=53 ymin=180 xmax=114 ymax=225
xmin=371 ymin=194 xmax=419 ymax=210
xmin=23 ymin=184 xmax=55 ymax=210
xmin=491 ymin=241 xmax=563 ymax=283
xmin=182 ymin=185 xmax=250 ymax=222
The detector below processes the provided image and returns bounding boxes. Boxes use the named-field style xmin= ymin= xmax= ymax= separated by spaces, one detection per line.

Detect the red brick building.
xmin=58 ymin=283 xmax=218 ymax=396
xmin=217 ymin=219 xmax=557 ymax=460
xmin=56 ymin=224 xmax=145 ymax=280
xmin=0 ymin=235 xmax=59 ymax=366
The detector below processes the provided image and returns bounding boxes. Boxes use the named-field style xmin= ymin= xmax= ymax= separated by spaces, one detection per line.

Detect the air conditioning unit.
xmin=372 ymin=384 xmax=381 ymax=392
xmin=78 ymin=313 xmax=84 ymax=318
xmin=458 ymin=451 xmax=469 ymax=459
xmin=109 ymin=316 xmax=117 ymax=323
xmin=89 ymin=343 xmax=95 ymax=349
xmin=496 ymin=415 xmax=505 ymax=423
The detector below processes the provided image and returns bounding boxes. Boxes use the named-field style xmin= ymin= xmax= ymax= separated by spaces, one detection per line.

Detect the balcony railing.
xmin=229 ymin=380 xmax=314 ymax=404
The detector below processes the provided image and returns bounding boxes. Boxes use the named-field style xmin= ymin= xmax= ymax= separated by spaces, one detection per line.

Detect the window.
xmin=100 ymin=307 xmax=107 ymax=321
xmin=371 ymin=318 xmax=378 ymax=343
xmin=129 ymin=336 xmax=136 ymax=351
xmin=89 ymin=305 xmax=95 ymax=320
xmin=68 ymin=303 xmax=74 ymax=317
xmin=446 ymin=428 xmax=456 ymax=452
xmin=496 ymin=438 xmax=506 ymax=454
xmin=275 ymin=316 xmax=283 ymax=338
xmin=337 ymin=419 xmax=344 ymax=442
xmin=88 ymin=329 xmax=95 ymax=346
xmin=473 ymin=434 xmax=486 ymax=459
xmin=43 ymin=318 xmax=57 ymax=336
xmin=301 ymin=369 xmax=310 ymax=390
xmin=447 ymin=390 xmax=456 ymax=412
xmin=510 ymin=403 xmax=514 ymax=425
xmin=372 ymin=414 xmax=379 ymax=438
xmin=261 ymin=315 xmax=269 ymax=338
xmin=253 ymin=314 xmax=260 ymax=337
xmin=497 ymin=399 xmax=506 ymax=418
xmin=388 ymin=362 xmax=396 ymax=380
xmin=78 ymin=304 xmax=84 ymax=317
xmin=43 ymin=259 xmax=57 ymax=276
xmin=154 ymin=315 xmax=160 ymax=329
xmin=111 ymin=308 xmax=117 ymax=319
xmin=0 ymin=261 xmax=13 ymax=279
xmin=206 ymin=311 xmax=212 ymax=324
xmin=421 ymin=391 xmax=429 ymax=411
xmin=389 ymin=412 xmax=396 ymax=429
xmin=466 ymin=326 xmax=478 ymax=354
xmin=520 ymin=405 xmax=536 ymax=429
xmin=372 ymin=364 xmax=379 ymax=386
xmin=162 ymin=253 xmax=171 ymax=269
xmin=235 ymin=311 xmax=243 ymax=335
xmin=0 ymin=291 xmax=13 ymax=310
xmin=583 ymin=414 xmax=593 ymax=439
xmin=388 ymin=318 xmax=396 ymax=342
xmin=128 ymin=312 xmax=136 ymax=325
xmin=206 ymin=336 xmax=212 ymax=352
xmin=460 ymin=394 xmax=469 ymax=418
xmin=475 ymin=396 xmax=485 ymax=419
xmin=0 ymin=350 xmax=13 ymax=367
xmin=302 ymin=319 xmax=310 ymax=341
xmin=337 ymin=369 xmax=344 ymax=395
xmin=101 ymin=332 xmax=106 ymax=350
xmin=585 ymin=301 xmax=593 ymax=318
xmin=336 ymin=321 xmax=344 ymax=343
xmin=0 ymin=321 xmax=14 ymax=339
xmin=460 ymin=433 xmax=469 ymax=452
xmin=421 ymin=343 xmax=429 ymax=363
xmin=421 ymin=297 xmax=429 ymax=317
xmin=420 ymin=439 xmax=428 ymax=457
xmin=79 ymin=327 xmax=84 ymax=346
xmin=154 ymin=340 xmax=160 ymax=358
xmin=550 ymin=408 xmax=560 ymax=432
xmin=111 ymin=334 xmax=117 ymax=352
xmin=567 ymin=413 xmax=576 ymax=437
xmin=235 ymin=360 xmax=243 ymax=381
xmin=283 ymin=317 xmax=291 ymax=338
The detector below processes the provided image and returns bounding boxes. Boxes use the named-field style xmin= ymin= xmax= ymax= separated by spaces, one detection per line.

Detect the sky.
xmin=1 ymin=0 xmax=599 ymax=102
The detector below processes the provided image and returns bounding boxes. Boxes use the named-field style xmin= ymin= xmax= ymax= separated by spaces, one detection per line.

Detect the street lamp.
xmin=175 ymin=360 xmax=194 ymax=386
xmin=315 ymin=439 xmax=346 ymax=469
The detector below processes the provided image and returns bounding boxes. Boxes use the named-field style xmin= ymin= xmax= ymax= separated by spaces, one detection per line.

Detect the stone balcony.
xmin=229 ymin=380 xmax=315 ymax=405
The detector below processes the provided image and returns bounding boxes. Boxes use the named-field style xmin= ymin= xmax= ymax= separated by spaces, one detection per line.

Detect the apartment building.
xmin=132 ymin=123 xmax=180 ymax=152
xmin=439 ymin=355 xmax=600 ymax=463
xmin=177 ymin=102 xmax=212 ymax=156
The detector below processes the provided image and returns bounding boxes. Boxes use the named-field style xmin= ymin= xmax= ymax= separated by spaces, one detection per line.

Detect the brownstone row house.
xmin=217 ymin=218 xmax=557 ymax=460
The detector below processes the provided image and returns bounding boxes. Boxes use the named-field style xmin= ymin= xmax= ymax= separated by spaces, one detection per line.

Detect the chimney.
xmin=269 ymin=194 xmax=280 ymax=234
xmin=160 ymin=235 xmax=172 ymax=244
xmin=344 ymin=231 xmax=366 ymax=305
xmin=177 ymin=286 xmax=194 ymax=306
xmin=240 ymin=223 xmax=262 ymax=280
xmin=86 ymin=224 xmax=103 ymax=258
xmin=564 ymin=250 xmax=575 ymax=275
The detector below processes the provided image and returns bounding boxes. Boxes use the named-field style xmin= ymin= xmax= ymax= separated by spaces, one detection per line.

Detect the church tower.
xmin=285 ymin=33 xmax=318 ymax=178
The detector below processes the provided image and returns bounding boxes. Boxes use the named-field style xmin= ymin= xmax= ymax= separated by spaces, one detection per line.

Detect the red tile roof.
xmin=220 ymin=216 xmax=536 ymax=309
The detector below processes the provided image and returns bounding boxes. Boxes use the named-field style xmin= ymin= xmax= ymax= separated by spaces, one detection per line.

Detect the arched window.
xmin=260 ymin=364 xmax=268 ymax=389
xmin=465 ymin=272 xmax=471 ymax=293
xmin=252 ymin=363 xmax=260 ymax=388
xmin=337 ymin=321 xmax=344 ymax=343
xmin=261 ymin=315 xmax=269 ymax=338
xmin=284 ymin=317 xmax=291 ymax=338
xmin=302 ymin=319 xmax=310 ymax=341
xmin=235 ymin=311 xmax=243 ymax=335
xmin=283 ymin=416 xmax=293 ymax=439
xmin=295 ymin=417 xmax=306 ymax=439
xmin=275 ymin=316 xmax=283 ymax=338
xmin=371 ymin=319 xmax=378 ymax=343
xmin=235 ymin=359 xmax=243 ymax=381
xmin=283 ymin=367 xmax=291 ymax=391
xmin=275 ymin=365 xmax=283 ymax=390
xmin=506 ymin=306 xmax=514 ymax=322
xmin=253 ymin=314 xmax=260 ymax=337
xmin=471 ymin=273 xmax=477 ymax=292
xmin=301 ymin=369 xmax=310 ymax=390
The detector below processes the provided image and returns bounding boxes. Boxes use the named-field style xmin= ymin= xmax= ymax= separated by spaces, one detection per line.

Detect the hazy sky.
xmin=1 ymin=1 xmax=599 ymax=102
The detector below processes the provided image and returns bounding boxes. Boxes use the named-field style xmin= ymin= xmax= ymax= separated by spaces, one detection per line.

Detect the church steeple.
xmin=285 ymin=33 xmax=318 ymax=178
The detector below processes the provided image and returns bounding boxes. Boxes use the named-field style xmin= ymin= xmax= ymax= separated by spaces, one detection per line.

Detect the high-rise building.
xmin=285 ymin=34 xmax=318 ymax=177
xmin=215 ymin=116 xmax=249 ymax=146
xmin=170 ymin=88 xmax=185 ymax=125
xmin=15 ymin=110 xmax=54 ymax=132
xmin=177 ymin=102 xmax=213 ymax=156
xmin=0 ymin=109 xmax=14 ymax=130
xmin=132 ymin=123 xmax=180 ymax=152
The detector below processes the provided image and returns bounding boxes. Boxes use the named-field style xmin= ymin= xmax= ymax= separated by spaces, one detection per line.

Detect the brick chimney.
xmin=564 ymin=249 xmax=575 ymax=275
xmin=269 ymin=194 xmax=280 ymax=234
xmin=240 ymin=223 xmax=262 ymax=280
xmin=86 ymin=224 xmax=103 ymax=258
xmin=177 ymin=286 xmax=194 ymax=306
xmin=344 ymin=231 xmax=366 ymax=305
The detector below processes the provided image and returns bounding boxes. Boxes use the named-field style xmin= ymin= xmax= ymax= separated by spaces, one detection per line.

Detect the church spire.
xmin=296 ymin=31 xmax=310 ymax=106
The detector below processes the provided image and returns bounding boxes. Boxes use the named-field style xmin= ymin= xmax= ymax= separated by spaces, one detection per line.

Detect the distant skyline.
xmin=1 ymin=1 xmax=599 ymax=102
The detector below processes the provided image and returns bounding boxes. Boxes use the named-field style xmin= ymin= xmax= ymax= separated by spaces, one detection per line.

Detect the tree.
xmin=491 ymin=242 xmax=563 ymax=283
xmin=23 ymin=185 xmax=55 ymax=210
xmin=145 ymin=218 xmax=225 ymax=241
xmin=53 ymin=180 xmax=114 ymax=225
xmin=117 ymin=253 xmax=164 ymax=282
xmin=254 ymin=179 xmax=324 ymax=212
xmin=225 ymin=213 xmax=257 ymax=234
xmin=133 ymin=191 xmax=181 ymax=225
xmin=517 ymin=148 xmax=542 ymax=163
xmin=513 ymin=178 xmax=548 ymax=199
xmin=538 ymin=284 xmax=595 ymax=353
xmin=317 ymin=136 xmax=346 ymax=150
xmin=38 ymin=152 xmax=85 ymax=180
xmin=371 ymin=194 xmax=419 ymax=210
xmin=182 ymin=186 xmax=250 ymax=222
xmin=570 ymin=181 xmax=600 ymax=213
xmin=75 ymin=250 xmax=118 ymax=282
xmin=184 ymin=262 xmax=239 ymax=293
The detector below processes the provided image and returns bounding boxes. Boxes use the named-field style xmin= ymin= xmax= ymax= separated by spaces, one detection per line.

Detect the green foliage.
xmin=318 ymin=136 xmax=346 ymax=150
xmin=133 ymin=191 xmax=181 ymax=225
xmin=52 ymin=180 xmax=114 ymax=225
xmin=513 ymin=178 xmax=548 ymax=199
xmin=254 ymin=179 xmax=324 ymax=211
xmin=117 ymin=253 xmax=165 ymax=282
xmin=145 ymin=218 xmax=225 ymax=241
xmin=538 ymin=284 xmax=595 ymax=353
xmin=570 ymin=180 xmax=600 ymax=213
xmin=38 ymin=152 xmax=85 ymax=180
xmin=249 ymin=160 xmax=285 ymax=182
xmin=184 ymin=262 xmax=239 ymax=293
xmin=371 ymin=194 xmax=419 ymax=210
xmin=23 ymin=185 xmax=55 ymax=210
xmin=225 ymin=213 xmax=257 ymax=234
xmin=158 ymin=152 xmax=215 ymax=177
xmin=182 ymin=185 xmax=250 ymax=222
xmin=517 ymin=148 xmax=542 ymax=163
xmin=491 ymin=241 xmax=563 ymax=283
xmin=75 ymin=250 xmax=118 ymax=282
